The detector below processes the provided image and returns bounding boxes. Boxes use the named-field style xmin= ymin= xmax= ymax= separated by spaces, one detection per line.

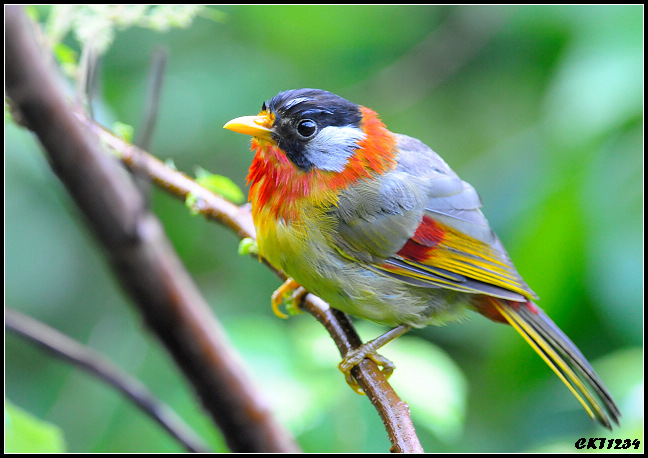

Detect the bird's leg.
xmin=339 ymin=324 xmax=412 ymax=394
xmin=271 ymin=278 xmax=306 ymax=319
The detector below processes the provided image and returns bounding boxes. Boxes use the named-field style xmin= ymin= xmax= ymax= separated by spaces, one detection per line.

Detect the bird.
xmin=223 ymin=88 xmax=620 ymax=429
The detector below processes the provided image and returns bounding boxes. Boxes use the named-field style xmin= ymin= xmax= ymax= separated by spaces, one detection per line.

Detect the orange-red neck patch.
xmin=247 ymin=107 xmax=397 ymax=223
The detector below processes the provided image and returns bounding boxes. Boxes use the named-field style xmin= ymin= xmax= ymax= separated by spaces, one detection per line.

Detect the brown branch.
xmin=301 ymin=299 xmax=423 ymax=453
xmin=5 ymin=6 xmax=298 ymax=453
xmin=6 ymin=5 xmax=422 ymax=452
xmin=78 ymin=116 xmax=257 ymax=241
xmin=5 ymin=308 xmax=210 ymax=453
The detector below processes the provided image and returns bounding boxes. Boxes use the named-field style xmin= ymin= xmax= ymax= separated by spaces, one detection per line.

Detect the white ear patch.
xmin=303 ymin=125 xmax=366 ymax=172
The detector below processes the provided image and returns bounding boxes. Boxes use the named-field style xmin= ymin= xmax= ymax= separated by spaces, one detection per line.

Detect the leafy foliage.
xmin=5 ymin=401 xmax=66 ymax=453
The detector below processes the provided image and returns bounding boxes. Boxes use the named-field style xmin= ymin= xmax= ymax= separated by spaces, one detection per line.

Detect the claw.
xmin=271 ymin=278 xmax=305 ymax=319
xmin=339 ymin=349 xmax=396 ymax=395
xmin=337 ymin=324 xmax=412 ymax=394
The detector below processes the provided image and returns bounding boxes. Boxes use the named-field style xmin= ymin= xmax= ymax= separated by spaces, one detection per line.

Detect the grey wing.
xmin=396 ymin=135 xmax=501 ymax=247
xmin=330 ymin=134 xmax=537 ymax=300
xmin=331 ymin=133 xmax=493 ymax=261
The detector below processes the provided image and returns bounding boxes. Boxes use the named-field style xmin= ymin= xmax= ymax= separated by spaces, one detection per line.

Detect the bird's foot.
xmin=271 ymin=278 xmax=306 ymax=319
xmin=339 ymin=348 xmax=396 ymax=395
xmin=338 ymin=324 xmax=412 ymax=394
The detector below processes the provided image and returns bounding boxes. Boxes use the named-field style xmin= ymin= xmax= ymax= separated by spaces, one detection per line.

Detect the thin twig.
xmin=132 ymin=47 xmax=168 ymax=206
xmin=76 ymin=42 xmax=99 ymax=117
xmin=135 ymin=47 xmax=168 ymax=150
xmin=5 ymin=308 xmax=211 ymax=453
xmin=79 ymin=114 xmax=257 ymax=240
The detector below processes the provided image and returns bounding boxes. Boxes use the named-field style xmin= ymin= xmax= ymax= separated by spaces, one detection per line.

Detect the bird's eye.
xmin=261 ymin=101 xmax=268 ymax=112
xmin=297 ymin=119 xmax=317 ymax=138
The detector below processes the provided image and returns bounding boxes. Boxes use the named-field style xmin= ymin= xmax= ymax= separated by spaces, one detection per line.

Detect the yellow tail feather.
xmin=493 ymin=301 xmax=619 ymax=429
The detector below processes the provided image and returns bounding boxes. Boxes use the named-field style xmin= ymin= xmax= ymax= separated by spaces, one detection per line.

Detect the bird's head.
xmin=225 ymin=88 xmax=397 ymax=172
xmin=224 ymin=89 xmax=396 ymax=220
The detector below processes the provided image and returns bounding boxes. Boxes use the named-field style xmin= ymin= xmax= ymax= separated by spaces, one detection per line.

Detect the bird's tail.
xmin=490 ymin=299 xmax=621 ymax=430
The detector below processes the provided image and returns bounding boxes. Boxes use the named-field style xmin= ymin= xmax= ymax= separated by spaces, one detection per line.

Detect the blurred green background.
xmin=5 ymin=5 xmax=643 ymax=452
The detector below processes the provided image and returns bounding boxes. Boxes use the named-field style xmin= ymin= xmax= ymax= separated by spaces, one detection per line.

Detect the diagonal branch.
xmin=5 ymin=308 xmax=210 ymax=453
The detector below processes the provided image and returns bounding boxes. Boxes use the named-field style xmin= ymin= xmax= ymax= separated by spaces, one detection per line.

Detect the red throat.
xmin=246 ymin=107 xmax=397 ymax=222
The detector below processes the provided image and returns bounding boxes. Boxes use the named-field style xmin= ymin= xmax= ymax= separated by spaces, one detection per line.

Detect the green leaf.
xmin=238 ymin=237 xmax=258 ymax=256
xmin=112 ymin=121 xmax=135 ymax=143
xmin=5 ymin=400 xmax=66 ymax=453
xmin=5 ymin=100 xmax=13 ymax=124
xmin=185 ymin=192 xmax=200 ymax=215
xmin=198 ymin=7 xmax=227 ymax=24
xmin=195 ymin=166 xmax=244 ymax=203
xmin=24 ymin=5 xmax=40 ymax=22
xmin=52 ymin=42 xmax=78 ymax=76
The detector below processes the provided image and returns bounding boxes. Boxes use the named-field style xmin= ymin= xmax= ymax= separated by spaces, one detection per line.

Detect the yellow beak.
xmin=223 ymin=115 xmax=274 ymax=141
